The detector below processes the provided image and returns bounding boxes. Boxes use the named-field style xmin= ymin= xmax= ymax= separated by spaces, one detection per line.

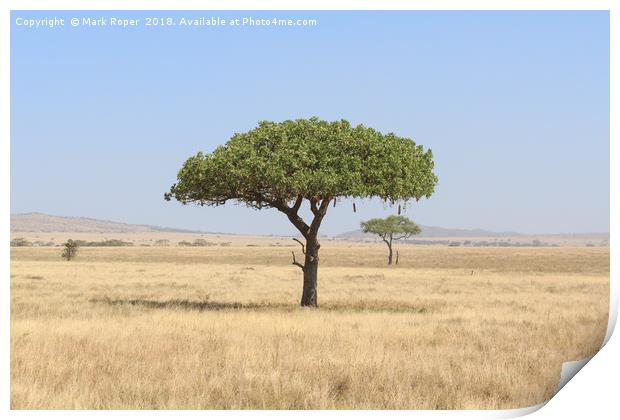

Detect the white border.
xmin=2 ymin=1 xmax=616 ymax=419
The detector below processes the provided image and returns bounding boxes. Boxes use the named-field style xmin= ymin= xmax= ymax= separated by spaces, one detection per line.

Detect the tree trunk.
xmin=387 ymin=236 xmax=393 ymax=265
xmin=280 ymin=196 xmax=330 ymax=308
xmin=301 ymin=236 xmax=319 ymax=307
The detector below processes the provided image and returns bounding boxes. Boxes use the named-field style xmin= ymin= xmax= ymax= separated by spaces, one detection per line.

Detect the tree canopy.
xmin=165 ymin=118 xmax=438 ymax=212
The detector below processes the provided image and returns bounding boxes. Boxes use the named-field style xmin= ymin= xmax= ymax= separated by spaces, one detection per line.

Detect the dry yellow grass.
xmin=10 ymin=243 xmax=609 ymax=409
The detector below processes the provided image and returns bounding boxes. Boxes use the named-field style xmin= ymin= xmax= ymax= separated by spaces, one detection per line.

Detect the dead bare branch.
xmin=291 ymin=251 xmax=305 ymax=270
xmin=292 ymin=238 xmax=306 ymax=255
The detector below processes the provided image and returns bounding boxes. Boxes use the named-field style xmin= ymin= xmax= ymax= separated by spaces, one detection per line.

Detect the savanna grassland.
xmin=10 ymin=241 xmax=609 ymax=409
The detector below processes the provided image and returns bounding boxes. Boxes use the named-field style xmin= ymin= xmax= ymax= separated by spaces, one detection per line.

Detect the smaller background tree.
xmin=361 ymin=215 xmax=421 ymax=265
xmin=61 ymin=239 xmax=79 ymax=261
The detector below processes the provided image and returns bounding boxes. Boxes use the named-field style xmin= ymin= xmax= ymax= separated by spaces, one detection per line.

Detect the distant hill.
xmin=11 ymin=213 xmax=609 ymax=246
xmin=11 ymin=213 xmax=204 ymax=234
xmin=336 ymin=227 xmax=609 ymax=246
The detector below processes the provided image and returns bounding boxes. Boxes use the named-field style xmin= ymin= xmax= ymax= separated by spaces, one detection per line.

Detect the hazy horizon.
xmin=10 ymin=211 xmax=610 ymax=236
xmin=11 ymin=11 xmax=610 ymax=236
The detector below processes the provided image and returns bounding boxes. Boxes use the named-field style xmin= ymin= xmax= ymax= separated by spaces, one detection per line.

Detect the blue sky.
xmin=11 ymin=11 xmax=609 ymax=235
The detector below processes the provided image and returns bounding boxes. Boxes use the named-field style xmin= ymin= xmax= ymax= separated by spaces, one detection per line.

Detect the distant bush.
xmin=154 ymin=239 xmax=170 ymax=247
xmin=10 ymin=237 xmax=31 ymax=247
xmin=61 ymin=239 xmax=79 ymax=261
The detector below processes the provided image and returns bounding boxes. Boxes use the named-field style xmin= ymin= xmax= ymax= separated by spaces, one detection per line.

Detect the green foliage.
xmin=61 ymin=239 xmax=79 ymax=261
xmin=11 ymin=237 xmax=32 ymax=247
xmin=361 ymin=215 xmax=422 ymax=241
xmin=165 ymin=118 xmax=438 ymax=209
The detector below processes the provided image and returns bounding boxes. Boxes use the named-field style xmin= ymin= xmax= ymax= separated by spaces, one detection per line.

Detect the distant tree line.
xmin=11 ymin=237 xmax=33 ymax=247
xmin=10 ymin=237 xmax=134 ymax=247
xmin=11 ymin=238 xmax=56 ymax=247
xmin=73 ymin=239 xmax=134 ymax=247
xmin=177 ymin=239 xmax=231 ymax=247
xmin=350 ymin=238 xmax=570 ymax=247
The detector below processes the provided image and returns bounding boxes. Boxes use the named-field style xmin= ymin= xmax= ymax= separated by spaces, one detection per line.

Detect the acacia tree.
xmin=165 ymin=118 xmax=437 ymax=307
xmin=361 ymin=215 xmax=421 ymax=265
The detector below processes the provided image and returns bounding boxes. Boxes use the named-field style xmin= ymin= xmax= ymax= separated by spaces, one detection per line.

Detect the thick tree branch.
xmin=318 ymin=197 xmax=331 ymax=214
xmin=309 ymin=198 xmax=320 ymax=216
xmin=272 ymin=199 xmax=310 ymax=238
xmin=266 ymin=195 xmax=333 ymax=240
xmin=291 ymin=195 xmax=303 ymax=213
xmin=308 ymin=196 xmax=332 ymax=237
xmin=287 ymin=213 xmax=310 ymax=238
